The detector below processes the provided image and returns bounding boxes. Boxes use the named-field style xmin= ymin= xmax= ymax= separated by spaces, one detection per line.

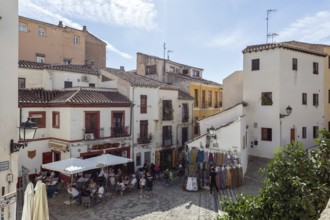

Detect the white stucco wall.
xmin=0 ymin=1 xmax=19 ymax=218
xmin=222 ymin=70 xmax=243 ymax=110
xmin=243 ymin=48 xmax=324 ymax=158
xmin=186 ymin=116 xmax=248 ymax=174
xmin=199 ymin=104 xmax=244 ymax=135
xmin=19 ymin=68 xmax=100 ymax=90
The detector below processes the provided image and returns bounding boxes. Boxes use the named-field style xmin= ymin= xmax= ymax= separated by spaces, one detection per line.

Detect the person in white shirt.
xmin=97 ymin=184 xmax=105 ymax=198
xmin=139 ymin=174 xmax=146 ymax=198
xmin=130 ymin=175 xmax=137 ymax=191
xmin=67 ymin=184 xmax=80 ymax=203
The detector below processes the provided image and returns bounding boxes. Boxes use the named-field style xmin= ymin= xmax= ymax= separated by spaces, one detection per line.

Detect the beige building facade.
xmin=19 ymin=16 xmax=106 ymax=68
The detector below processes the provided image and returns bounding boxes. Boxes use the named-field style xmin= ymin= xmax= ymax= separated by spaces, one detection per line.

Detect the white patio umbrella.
xmin=32 ymin=180 xmax=49 ymax=220
xmin=21 ymin=182 xmax=34 ymax=220
xmin=84 ymin=154 xmax=132 ymax=167
xmin=85 ymin=154 xmax=132 ymax=190
xmin=42 ymin=158 xmax=97 ymax=176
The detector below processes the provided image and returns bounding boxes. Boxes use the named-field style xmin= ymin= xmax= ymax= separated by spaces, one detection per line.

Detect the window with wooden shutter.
xmin=140 ymin=95 xmax=147 ymax=114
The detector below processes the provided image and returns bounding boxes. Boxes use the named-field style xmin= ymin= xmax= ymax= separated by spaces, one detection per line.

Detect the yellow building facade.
xmin=190 ymin=82 xmax=222 ymax=135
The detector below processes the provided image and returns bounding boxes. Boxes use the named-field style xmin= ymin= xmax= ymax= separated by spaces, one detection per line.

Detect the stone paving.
xmin=48 ymin=179 xmax=218 ymax=220
xmin=34 ymin=156 xmax=269 ymax=220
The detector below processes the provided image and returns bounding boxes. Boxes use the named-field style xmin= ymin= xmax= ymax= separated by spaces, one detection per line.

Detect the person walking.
xmin=139 ymin=174 xmax=146 ymax=198
xmin=209 ymin=167 xmax=219 ymax=196
xmin=145 ymin=172 xmax=154 ymax=198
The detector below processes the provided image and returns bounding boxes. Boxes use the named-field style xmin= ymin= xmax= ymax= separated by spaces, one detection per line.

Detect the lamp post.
xmin=10 ymin=118 xmax=37 ymax=153
xmin=279 ymin=105 xmax=293 ymax=147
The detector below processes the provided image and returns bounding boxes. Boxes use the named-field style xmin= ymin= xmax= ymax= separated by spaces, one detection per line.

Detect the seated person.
xmin=67 ymin=184 xmax=80 ymax=203
xmin=97 ymin=184 xmax=105 ymax=198
xmin=88 ymin=179 xmax=98 ymax=195
xmin=116 ymin=180 xmax=125 ymax=195
xmin=50 ymin=171 xmax=56 ymax=178
xmin=122 ymin=175 xmax=130 ymax=185
xmin=117 ymin=168 xmax=123 ymax=177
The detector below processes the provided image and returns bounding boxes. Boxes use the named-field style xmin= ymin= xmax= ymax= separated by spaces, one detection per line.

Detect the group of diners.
xmin=66 ymin=167 xmax=138 ymax=207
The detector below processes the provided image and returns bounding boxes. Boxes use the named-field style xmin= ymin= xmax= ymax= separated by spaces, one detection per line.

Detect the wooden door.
xmin=290 ymin=128 xmax=295 ymax=142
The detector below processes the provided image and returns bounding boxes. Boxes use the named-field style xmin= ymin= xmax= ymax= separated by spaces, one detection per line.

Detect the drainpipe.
xmin=130 ymin=86 xmax=135 ymax=171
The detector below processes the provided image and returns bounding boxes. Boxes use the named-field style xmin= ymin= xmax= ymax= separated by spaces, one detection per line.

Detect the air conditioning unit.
xmin=84 ymin=133 xmax=94 ymax=140
xmin=81 ymin=75 xmax=89 ymax=82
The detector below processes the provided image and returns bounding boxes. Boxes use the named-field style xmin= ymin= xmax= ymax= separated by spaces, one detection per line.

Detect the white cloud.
xmin=206 ymin=29 xmax=247 ymax=48
xmin=103 ymin=41 xmax=132 ymax=59
xmin=278 ymin=11 xmax=330 ymax=43
xmin=19 ymin=0 xmax=157 ymax=30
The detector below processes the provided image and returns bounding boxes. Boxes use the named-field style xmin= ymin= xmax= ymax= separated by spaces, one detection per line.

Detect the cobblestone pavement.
xmin=43 ymin=156 xmax=269 ymax=220
xmin=48 ymin=178 xmax=218 ymax=220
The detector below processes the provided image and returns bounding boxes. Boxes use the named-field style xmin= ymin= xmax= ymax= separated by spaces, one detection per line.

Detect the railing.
xmin=163 ymin=136 xmax=172 ymax=147
xmin=111 ymin=126 xmax=129 ymax=137
xmin=182 ymin=115 xmax=189 ymax=123
xmin=137 ymin=136 xmax=151 ymax=144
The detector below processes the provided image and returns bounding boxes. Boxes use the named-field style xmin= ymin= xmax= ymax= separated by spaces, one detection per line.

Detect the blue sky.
xmin=19 ymin=0 xmax=330 ymax=83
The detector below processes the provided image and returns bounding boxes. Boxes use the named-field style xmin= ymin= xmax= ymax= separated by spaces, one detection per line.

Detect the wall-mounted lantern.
xmin=10 ymin=118 xmax=37 ymax=153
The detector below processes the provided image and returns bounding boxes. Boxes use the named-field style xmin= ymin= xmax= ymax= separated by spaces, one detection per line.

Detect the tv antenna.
xmin=167 ymin=50 xmax=173 ymax=60
xmin=266 ymin=9 xmax=278 ymax=43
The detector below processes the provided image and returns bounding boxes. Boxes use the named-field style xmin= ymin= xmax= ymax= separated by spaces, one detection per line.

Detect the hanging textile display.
xmin=184 ymin=145 xmax=244 ymax=191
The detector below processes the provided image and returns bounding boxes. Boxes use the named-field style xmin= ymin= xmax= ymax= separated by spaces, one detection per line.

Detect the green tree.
xmin=219 ymin=129 xmax=330 ymax=220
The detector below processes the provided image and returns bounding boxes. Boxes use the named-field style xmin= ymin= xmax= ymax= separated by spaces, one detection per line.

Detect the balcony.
xmin=162 ymin=135 xmax=172 ymax=147
xmin=137 ymin=134 xmax=152 ymax=144
xmin=182 ymin=115 xmax=189 ymax=123
xmin=111 ymin=126 xmax=129 ymax=137
xmin=137 ymin=137 xmax=151 ymax=144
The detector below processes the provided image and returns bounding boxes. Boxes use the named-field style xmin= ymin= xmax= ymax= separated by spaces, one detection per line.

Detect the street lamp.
xmin=10 ymin=118 xmax=37 ymax=153
xmin=280 ymin=105 xmax=293 ymax=118
xmin=209 ymin=126 xmax=215 ymax=137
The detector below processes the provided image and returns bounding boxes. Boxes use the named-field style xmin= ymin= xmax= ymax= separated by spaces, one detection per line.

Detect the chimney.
xmin=84 ymin=59 xmax=88 ymax=66
xmin=82 ymin=25 xmax=87 ymax=31
xmin=58 ymin=21 xmax=63 ymax=27
xmin=120 ymin=66 xmax=125 ymax=71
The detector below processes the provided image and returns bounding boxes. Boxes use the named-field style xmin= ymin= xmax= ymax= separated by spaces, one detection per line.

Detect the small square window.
xmin=292 ymin=58 xmax=298 ymax=70
xmin=18 ymin=23 xmax=27 ymax=32
xmin=261 ymin=128 xmax=272 ymax=141
xmin=64 ymin=81 xmax=72 ymax=88
xmin=36 ymin=53 xmax=45 ymax=63
xmin=29 ymin=111 xmax=46 ymax=128
xmin=18 ymin=78 xmax=26 ymax=89
xmin=261 ymin=92 xmax=272 ymax=105
xmin=38 ymin=27 xmax=46 ymax=37
xmin=252 ymin=59 xmax=260 ymax=71
xmin=63 ymin=59 xmax=71 ymax=64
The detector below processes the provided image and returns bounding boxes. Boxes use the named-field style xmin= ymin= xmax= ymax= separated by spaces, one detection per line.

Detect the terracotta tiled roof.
xmin=19 ymin=60 xmax=99 ymax=75
xmin=104 ymin=68 xmax=179 ymax=90
xmin=19 ymin=88 xmax=131 ymax=105
xmin=178 ymin=90 xmax=194 ymax=100
xmin=167 ymin=72 xmax=222 ymax=87
xmin=19 ymin=60 xmax=48 ymax=69
xmin=242 ymin=41 xmax=328 ymax=57
xmin=48 ymin=64 xmax=99 ymax=75
xmin=19 ymin=89 xmax=69 ymax=104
